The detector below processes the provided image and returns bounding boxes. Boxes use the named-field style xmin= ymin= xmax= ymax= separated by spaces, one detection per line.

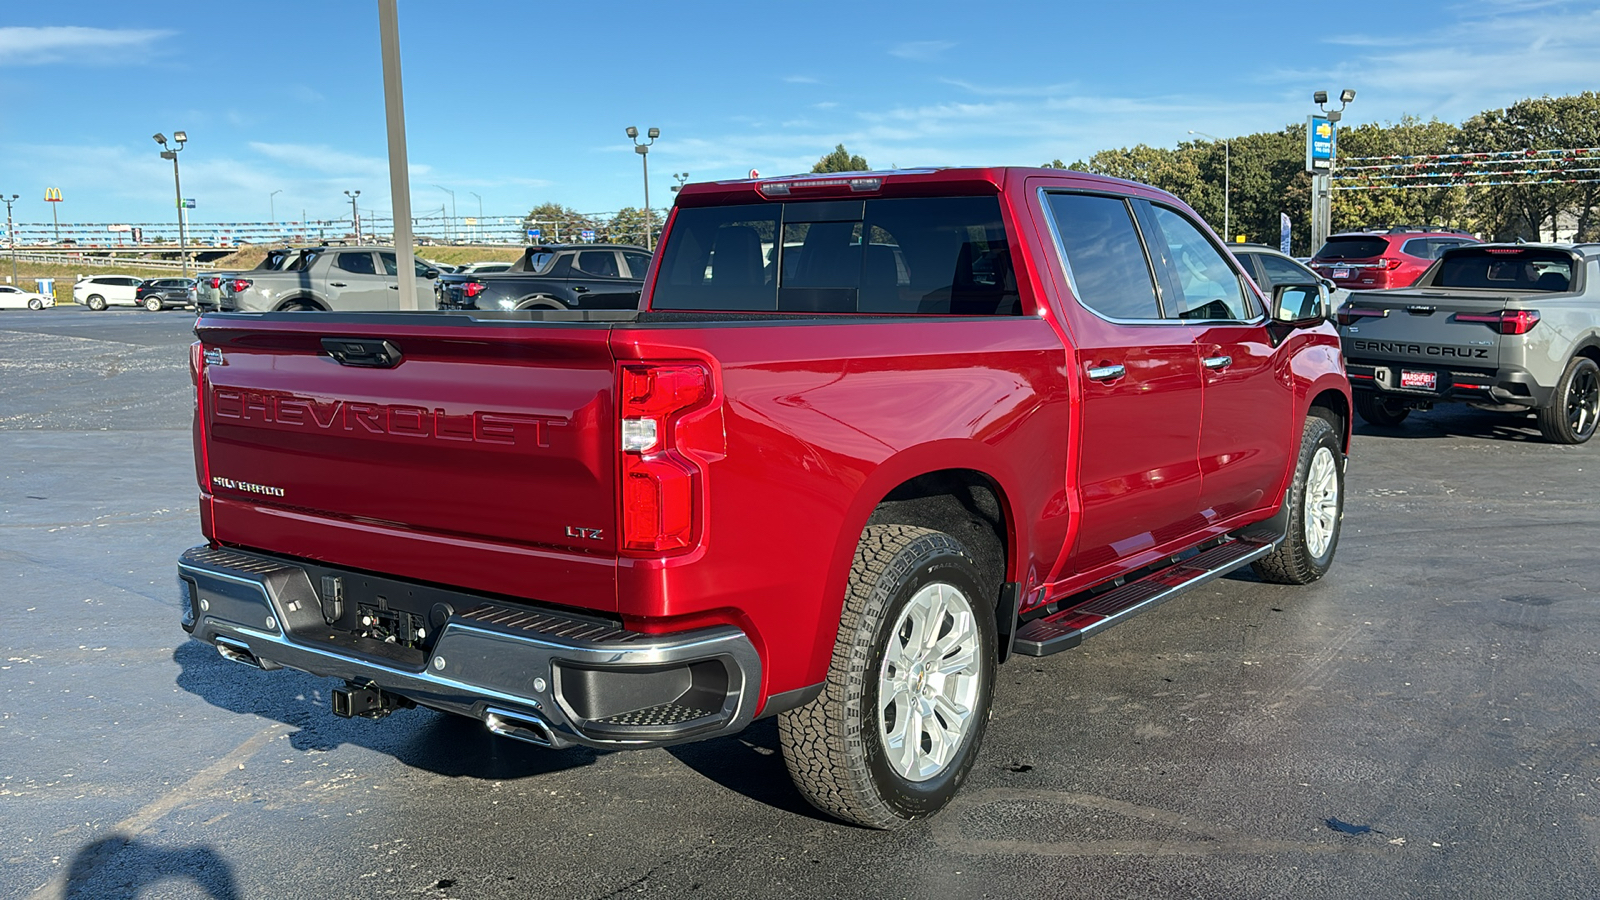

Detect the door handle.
xmin=1203 ymin=355 xmax=1233 ymax=369
xmin=388 ymin=285 xmax=399 ymax=289
xmin=329 ymin=282 xmax=348 ymax=287
xmin=572 ymin=286 xmax=590 ymax=293
xmin=1086 ymin=364 xmax=1125 ymax=382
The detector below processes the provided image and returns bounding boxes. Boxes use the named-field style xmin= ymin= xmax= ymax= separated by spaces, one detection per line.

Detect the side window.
xmin=1256 ymin=253 xmax=1317 ymax=289
xmin=336 ymin=252 xmax=377 ymax=275
xmin=379 ymin=252 xmax=398 ymax=276
xmin=621 ymin=251 xmax=653 ymax=279
xmin=1043 ymin=192 xmax=1161 ymax=320
xmin=1147 ymin=205 xmax=1253 ymax=321
xmin=1232 ymin=254 xmax=1262 ymax=287
xmin=574 ymin=251 xmax=620 ymax=278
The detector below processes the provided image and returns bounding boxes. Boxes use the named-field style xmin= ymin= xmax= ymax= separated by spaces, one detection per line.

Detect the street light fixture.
xmin=626 ymin=126 xmax=660 ymax=249
xmin=1315 ymin=88 xmax=1357 ymax=122
xmin=1310 ymin=89 xmax=1357 ymax=252
xmin=153 ymin=130 xmax=191 ymax=277
xmin=1188 ymin=130 xmax=1231 ymax=241
xmin=2 ymin=194 xmax=18 ymax=286
xmin=345 ymin=190 xmax=361 ymax=241
xmin=433 ymin=184 xmax=456 ymax=244
xmin=670 ymin=172 xmax=689 ymax=193
xmin=270 ymin=189 xmax=282 ymax=224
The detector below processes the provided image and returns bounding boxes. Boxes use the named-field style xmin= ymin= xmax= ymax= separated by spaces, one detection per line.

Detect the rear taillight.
xmin=1337 ymin=306 xmax=1389 ymax=326
xmin=1379 ymin=258 xmax=1404 ymax=270
xmin=230 ymin=278 xmax=251 ymax=293
xmin=463 ymin=281 xmax=487 ymax=299
xmin=1456 ymin=310 xmax=1540 ymax=334
xmin=190 ymin=341 xmax=213 ymax=490
xmin=619 ymin=364 xmax=712 ymax=553
xmin=208 ymin=276 xmax=222 ymax=289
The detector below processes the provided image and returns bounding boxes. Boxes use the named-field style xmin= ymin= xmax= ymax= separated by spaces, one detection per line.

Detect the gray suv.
xmin=219 ymin=246 xmax=440 ymax=312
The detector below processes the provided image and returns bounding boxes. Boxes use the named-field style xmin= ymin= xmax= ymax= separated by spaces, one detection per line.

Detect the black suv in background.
xmin=435 ymin=243 xmax=652 ymax=311
xmin=133 ymin=277 xmax=198 ymax=311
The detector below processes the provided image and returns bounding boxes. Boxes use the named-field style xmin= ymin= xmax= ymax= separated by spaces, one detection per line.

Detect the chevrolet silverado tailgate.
xmin=194 ymin=314 xmax=619 ymax=610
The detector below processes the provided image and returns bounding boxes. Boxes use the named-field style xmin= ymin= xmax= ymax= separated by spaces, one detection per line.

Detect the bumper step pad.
xmin=1013 ymin=538 xmax=1276 ymax=657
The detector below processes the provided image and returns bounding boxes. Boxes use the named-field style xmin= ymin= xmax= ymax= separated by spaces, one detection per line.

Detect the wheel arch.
xmin=1307 ymin=386 xmax=1351 ymax=453
xmin=273 ymin=295 xmax=328 ymax=311
xmin=806 ymin=442 xmax=1025 ymax=685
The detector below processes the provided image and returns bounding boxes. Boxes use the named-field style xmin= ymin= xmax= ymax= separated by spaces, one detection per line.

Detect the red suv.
xmin=1310 ymin=226 xmax=1480 ymax=290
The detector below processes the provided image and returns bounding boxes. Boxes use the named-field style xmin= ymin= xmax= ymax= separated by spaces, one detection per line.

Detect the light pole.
xmin=270 ymin=189 xmax=282 ymax=224
xmin=626 ymin=126 xmax=659 ymax=249
xmin=345 ymin=190 xmax=361 ymax=241
xmin=469 ymin=191 xmax=482 ymax=243
xmin=1310 ymin=89 xmax=1356 ymax=251
xmin=153 ymin=131 xmax=191 ymax=277
xmin=433 ymin=184 xmax=455 ymax=243
xmin=2 ymin=194 xmax=18 ymax=286
xmin=1188 ymin=130 xmax=1230 ymax=241
xmin=670 ymin=172 xmax=689 ymax=193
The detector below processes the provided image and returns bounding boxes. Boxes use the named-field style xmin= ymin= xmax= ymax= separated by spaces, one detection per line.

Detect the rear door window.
xmin=621 ymin=251 xmax=653 ymax=279
xmin=336 ymin=252 xmax=377 ymax=275
xmin=652 ymin=196 xmax=1017 ymax=314
xmin=1042 ymin=192 xmax=1160 ymax=320
xmin=574 ymin=251 xmax=621 ymax=278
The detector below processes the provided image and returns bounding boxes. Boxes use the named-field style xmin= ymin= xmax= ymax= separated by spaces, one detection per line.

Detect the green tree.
xmin=603 ymin=206 xmax=664 ymax=248
xmin=812 ymin=144 xmax=869 ymax=173
xmin=1458 ymin=93 xmax=1600 ymax=240
xmin=522 ymin=202 xmax=598 ymax=243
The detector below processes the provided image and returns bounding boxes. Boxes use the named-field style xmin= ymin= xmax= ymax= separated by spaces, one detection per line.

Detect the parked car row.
xmin=73 ymin=275 xmax=197 ymax=311
xmin=0 ymin=284 xmax=54 ymax=310
xmin=434 ymin=243 xmax=652 ymax=311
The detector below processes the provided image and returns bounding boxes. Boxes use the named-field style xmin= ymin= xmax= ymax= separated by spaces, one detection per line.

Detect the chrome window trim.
xmin=1036 ymin=186 xmax=1184 ymax=327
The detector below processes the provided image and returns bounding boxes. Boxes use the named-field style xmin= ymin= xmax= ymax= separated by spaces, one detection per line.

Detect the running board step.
xmin=1012 ymin=538 xmax=1277 ymax=657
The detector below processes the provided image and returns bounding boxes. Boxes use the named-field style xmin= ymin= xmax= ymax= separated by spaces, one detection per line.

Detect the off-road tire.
xmin=779 ymin=524 xmax=997 ymax=829
xmin=1354 ymin=391 xmax=1408 ymax=427
xmin=1536 ymin=356 xmax=1600 ymax=445
xmin=87 ymin=295 xmax=107 ymax=311
xmin=144 ymin=297 xmax=162 ymax=311
xmin=1254 ymin=415 xmax=1344 ymax=585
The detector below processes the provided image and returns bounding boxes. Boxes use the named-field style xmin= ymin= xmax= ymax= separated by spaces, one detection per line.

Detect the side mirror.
xmin=424 ymin=269 xmax=439 ymax=280
xmin=1320 ymin=277 xmax=1336 ymax=291
xmin=1272 ymin=282 xmax=1329 ymax=324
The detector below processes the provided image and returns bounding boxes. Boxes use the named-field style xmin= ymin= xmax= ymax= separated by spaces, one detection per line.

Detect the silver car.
xmin=219 ymin=246 xmax=440 ymax=312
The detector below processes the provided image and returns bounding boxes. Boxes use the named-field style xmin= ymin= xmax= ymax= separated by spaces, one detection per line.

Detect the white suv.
xmin=73 ymin=275 xmax=144 ymax=310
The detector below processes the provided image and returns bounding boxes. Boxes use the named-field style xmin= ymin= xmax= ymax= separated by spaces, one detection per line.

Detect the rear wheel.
xmin=144 ymin=297 xmax=162 ymax=311
xmin=780 ymin=524 xmax=996 ymax=829
xmin=1354 ymin=392 xmax=1409 ymax=427
xmin=87 ymin=295 xmax=107 ymax=311
xmin=1537 ymin=356 xmax=1600 ymax=445
xmin=278 ymin=299 xmax=317 ymax=312
xmin=1254 ymin=415 xmax=1344 ymax=585
xmin=516 ymin=295 xmax=565 ymax=311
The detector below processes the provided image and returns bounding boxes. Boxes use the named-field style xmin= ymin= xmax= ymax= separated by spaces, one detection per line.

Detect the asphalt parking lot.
xmin=4 ymin=305 xmax=1600 ymax=899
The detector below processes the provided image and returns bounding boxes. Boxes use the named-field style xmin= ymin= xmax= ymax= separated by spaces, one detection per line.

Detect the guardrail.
xmin=4 ymin=251 xmax=217 ymax=271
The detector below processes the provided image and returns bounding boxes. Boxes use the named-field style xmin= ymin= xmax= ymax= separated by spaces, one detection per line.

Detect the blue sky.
xmin=2 ymin=0 xmax=1599 ymax=230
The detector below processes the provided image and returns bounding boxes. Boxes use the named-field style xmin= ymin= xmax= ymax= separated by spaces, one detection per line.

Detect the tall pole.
xmin=270 ymin=189 xmax=281 ymax=224
xmin=378 ymin=0 xmax=417 ymax=308
xmin=3 ymin=194 xmax=18 ymax=285
xmin=470 ymin=191 xmax=482 ymax=242
xmin=627 ymin=126 xmax=659 ymax=250
xmin=154 ymin=132 xmax=191 ymax=278
xmin=433 ymin=185 xmax=455 ymax=244
xmin=346 ymin=190 xmax=361 ymax=241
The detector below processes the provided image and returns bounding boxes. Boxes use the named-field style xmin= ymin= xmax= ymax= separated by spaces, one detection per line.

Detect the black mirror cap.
xmin=1272 ymin=282 xmax=1330 ymax=325
xmin=425 ymin=269 xmax=439 ymax=279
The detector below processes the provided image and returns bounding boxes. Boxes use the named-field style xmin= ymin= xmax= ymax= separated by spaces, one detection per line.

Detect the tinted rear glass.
xmin=1315 ymin=236 xmax=1388 ymax=259
xmin=651 ymin=197 xmax=1018 ymax=314
xmin=1435 ymin=249 xmax=1574 ymax=291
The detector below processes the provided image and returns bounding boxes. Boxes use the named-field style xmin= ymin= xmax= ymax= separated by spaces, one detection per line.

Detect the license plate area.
xmin=1332 ymin=267 xmax=1351 ymax=279
xmin=1400 ymin=369 xmax=1437 ymax=390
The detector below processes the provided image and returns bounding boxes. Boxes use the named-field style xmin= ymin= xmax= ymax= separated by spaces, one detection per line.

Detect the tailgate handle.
xmin=321 ymin=337 xmax=402 ymax=368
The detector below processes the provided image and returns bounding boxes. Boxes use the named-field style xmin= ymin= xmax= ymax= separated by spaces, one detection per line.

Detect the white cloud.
xmin=0 ymin=26 xmax=171 ymax=65
xmin=783 ymin=75 xmax=821 ymax=84
xmin=888 ymin=40 xmax=954 ymax=61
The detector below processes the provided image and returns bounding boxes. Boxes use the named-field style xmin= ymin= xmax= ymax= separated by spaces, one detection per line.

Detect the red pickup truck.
xmin=178 ymin=167 xmax=1350 ymax=828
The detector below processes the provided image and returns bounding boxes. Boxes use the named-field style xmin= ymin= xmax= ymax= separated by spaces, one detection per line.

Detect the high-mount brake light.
xmin=757 ymin=176 xmax=883 ymax=198
xmin=619 ymin=364 xmax=712 ymax=553
xmin=1337 ymin=306 xmax=1388 ymax=326
xmin=1484 ymin=248 xmax=1523 ymax=255
xmin=230 ymin=278 xmax=252 ymax=293
xmin=1456 ymin=309 xmax=1540 ymax=334
xmin=463 ymin=281 xmax=488 ymax=299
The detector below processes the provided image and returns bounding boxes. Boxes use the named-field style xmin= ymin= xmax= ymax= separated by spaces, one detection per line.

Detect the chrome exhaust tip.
xmin=214 ymin=636 xmax=266 ymax=669
xmin=483 ymin=707 xmax=555 ymax=747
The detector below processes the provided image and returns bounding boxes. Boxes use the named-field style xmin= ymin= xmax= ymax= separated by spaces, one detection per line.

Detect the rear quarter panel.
xmin=613 ymin=317 xmax=1071 ymax=699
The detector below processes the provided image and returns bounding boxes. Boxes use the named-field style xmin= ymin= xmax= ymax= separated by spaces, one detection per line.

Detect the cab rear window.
xmin=1434 ymin=248 xmax=1574 ymax=291
xmin=651 ymin=197 xmax=1018 ymax=314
